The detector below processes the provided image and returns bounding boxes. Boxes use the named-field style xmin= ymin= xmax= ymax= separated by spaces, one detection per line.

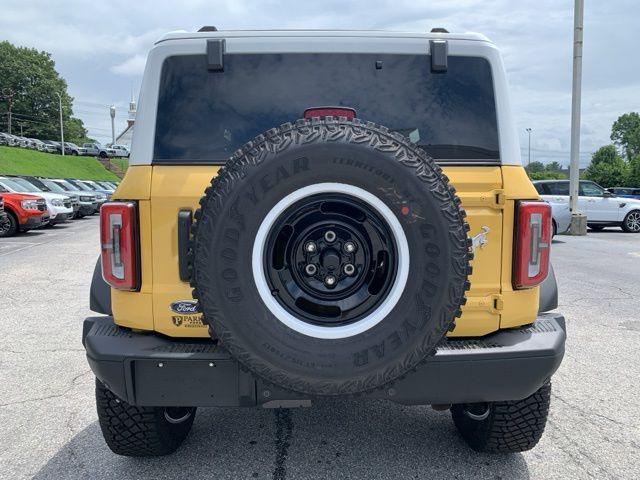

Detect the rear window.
xmin=545 ymin=182 xmax=569 ymax=195
xmin=154 ymin=53 xmax=499 ymax=164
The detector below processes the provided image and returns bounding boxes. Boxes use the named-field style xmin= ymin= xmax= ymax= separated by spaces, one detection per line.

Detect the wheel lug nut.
xmin=343 ymin=264 xmax=356 ymax=276
xmin=324 ymin=275 xmax=336 ymax=287
xmin=343 ymin=241 xmax=356 ymax=253
xmin=305 ymin=264 xmax=317 ymax=276
xmin=305 ymin=242 xmax=317 ymax=253
xmin=324 ymin=230 xmax=336 ymax=243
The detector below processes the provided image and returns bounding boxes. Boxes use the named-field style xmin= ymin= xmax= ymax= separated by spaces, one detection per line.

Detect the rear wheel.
xmin=622 ymin=211 xmax=640 ymax=233
xmin=95 ymin=379 xmax=196 ymax=457
xmin=0 ymin=212 xmax=18 ymax=237
xmin=451 ymin=382 xmax=551 ymax=453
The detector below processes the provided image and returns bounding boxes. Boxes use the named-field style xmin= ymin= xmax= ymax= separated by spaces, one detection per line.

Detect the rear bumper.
xmin=83 ymin=313 xmax=566 ymax=407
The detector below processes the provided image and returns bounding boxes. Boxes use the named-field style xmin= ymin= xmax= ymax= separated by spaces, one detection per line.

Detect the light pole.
xmin=526 ymin=128 xmax=532 ymax=167
xmin=55 ymin=92 xmax=65 ymax=156
xmin=110 ymin=105 xmax=116 ymax=145
xmin=568 ymin=0 xmax=587 ymax=235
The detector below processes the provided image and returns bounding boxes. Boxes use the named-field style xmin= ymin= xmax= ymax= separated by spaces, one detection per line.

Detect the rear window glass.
xmin=545 ymin=182 xmax=569 ymax=195
xmin=154 ymin=53 xmax=499 ymax=164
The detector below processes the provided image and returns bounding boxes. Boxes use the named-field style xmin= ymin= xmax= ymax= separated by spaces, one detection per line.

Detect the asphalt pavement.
xmin=0 ymin=217 xmax=638 ymax=479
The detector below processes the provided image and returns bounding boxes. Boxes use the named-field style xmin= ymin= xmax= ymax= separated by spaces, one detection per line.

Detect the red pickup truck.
xmin=0 ymin=188 xmax=50 ymax=237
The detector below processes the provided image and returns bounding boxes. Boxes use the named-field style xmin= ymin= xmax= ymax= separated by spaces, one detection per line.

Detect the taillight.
xmin=304 ymin=107 xmax=356 ymax=119
xmin=100 ymin=202 xmax=140 ymax=291
xmin=513 ymin=201 xmax=551 ymax=289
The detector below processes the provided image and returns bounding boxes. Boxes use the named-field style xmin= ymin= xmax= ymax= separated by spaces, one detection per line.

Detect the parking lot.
xmin=0 ymin=218 xmax=638 ymax=480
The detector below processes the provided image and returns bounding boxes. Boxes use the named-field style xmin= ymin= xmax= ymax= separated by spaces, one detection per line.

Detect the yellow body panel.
xmin=110 ymin=164 xmax=541 ymax=337
xmin=150 ymin=166 xmax=220 ymax=336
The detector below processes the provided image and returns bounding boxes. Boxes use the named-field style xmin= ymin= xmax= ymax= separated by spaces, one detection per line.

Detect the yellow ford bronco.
xmin=84 ymin=28 xmax=565 ymax=456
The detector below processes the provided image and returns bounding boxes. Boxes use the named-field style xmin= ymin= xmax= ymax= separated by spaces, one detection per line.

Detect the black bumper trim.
xmin=83 ymin=314 xmax=566 ymax=407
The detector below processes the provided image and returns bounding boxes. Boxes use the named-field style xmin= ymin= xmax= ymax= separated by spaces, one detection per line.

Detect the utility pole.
xmin=526 ymin=128 xmax=532 ymax=166
xmin=110 ymin=105 xmax=116 ymax=145
xmin=55 ymin=92 xmax=65 ymax=156
xmin=568 ymin=0 xmax=587 ymax=235
xmin=1 ymin=89 xmax=14 ymax=135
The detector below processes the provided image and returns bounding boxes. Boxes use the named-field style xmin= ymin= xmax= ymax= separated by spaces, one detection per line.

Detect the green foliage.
xmin=584 ymin=145 xmax=628 ymax=187
xmin=627 ymin=155 xmax=640 ymax=187
xmin=0 ymin=145 xmax=119 ymax=180
xmin=545 ymin=161 xmax=562 ymax=172
xmin=611 ymin=112 xmax=640 ymax=160
xmin=526 ymin=161 xmax=545 ymax=173
xmin=528 ymin=171 xmax=566 ymax=180
xmin=0 ymin=41 xmax=87 ymax=143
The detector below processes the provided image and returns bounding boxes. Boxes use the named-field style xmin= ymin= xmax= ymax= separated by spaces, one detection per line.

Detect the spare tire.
xmin=191 ymin=117 xmax=471 ymax=396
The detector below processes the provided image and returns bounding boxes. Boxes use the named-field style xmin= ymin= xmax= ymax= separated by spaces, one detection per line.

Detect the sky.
xmin=1 ymin=0 xmax=638 ymax=167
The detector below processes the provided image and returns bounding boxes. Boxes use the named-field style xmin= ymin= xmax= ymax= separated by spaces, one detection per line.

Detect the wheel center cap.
xmin=320 ymin=249 xmax=341 ymax=271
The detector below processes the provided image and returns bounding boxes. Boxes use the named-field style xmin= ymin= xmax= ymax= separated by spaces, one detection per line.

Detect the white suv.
xmin=534 ymin=180 xmax=640 ymax=233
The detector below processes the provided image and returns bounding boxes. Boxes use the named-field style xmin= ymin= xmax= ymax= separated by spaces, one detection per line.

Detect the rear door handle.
xmin=177 ymin=209 xmax=193 ymax=282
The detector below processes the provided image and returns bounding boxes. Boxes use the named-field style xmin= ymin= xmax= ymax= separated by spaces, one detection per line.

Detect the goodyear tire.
xmin=451 ymin=381 xmax=552 ymax=453
xmin=191 ymin=118 xmax=471 ymax=396
xmin=96 ymin=379 xmax=196 ymax=457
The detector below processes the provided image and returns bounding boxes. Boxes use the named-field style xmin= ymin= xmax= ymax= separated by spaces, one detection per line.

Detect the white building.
xmin=114 ymin=93 xmax=136 ymax=148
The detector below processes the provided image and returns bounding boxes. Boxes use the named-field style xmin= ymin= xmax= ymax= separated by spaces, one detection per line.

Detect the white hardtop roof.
xmin=156 ymin=29 xmax=492 ymax=45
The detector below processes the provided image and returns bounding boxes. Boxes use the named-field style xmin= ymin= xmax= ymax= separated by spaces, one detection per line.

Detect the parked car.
xmin=79 ymin=179 xmax=114 ymax=198
xmin=534 ymin=179 xmax=640 ymax=232
xmin=0 ymin=132 xmax=16 ymax=146
xmin=64 ymin=178 xmax=108 ymax=207
xmin=607 ymin=187 xmax=640 ymax=199
xmin=0 ymin=194 xmax=6 ymax=227
xmin=48 ymin=178 xmax=99 ymax=216
xmin=82 ymin=142 xmax=114 ymax=158
xmin=546 ymin=200 xmax=571 ymax=236
xmin=0 ymin=176 xmax=74 ymax=225
xmin=17 ymin=176 xmax=80 ymax=218
xmin=0 ymin=186 xmax=49 ymax=237
xmin=59 ymin=142 xmax=84 ymax=155
xmin=83 ymin=28 xmax=564 ymax=457
xmin=40 ymin=140 xmax=60 ymax=153
xmin=108 ymin=144 xmax=130 ymax=157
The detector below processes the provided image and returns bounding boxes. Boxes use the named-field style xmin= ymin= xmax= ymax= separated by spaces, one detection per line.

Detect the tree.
xmin=611 ymin=112 xmax=640 ymax=160
xmin=0 ymin=41 xmax=88 ymax=143
xmin=584 ymin=145 xmax=628 ymax=187
xmin=528 ymin=171 xmax=565 ymax=180
xmin=526 ymin=161 xmax=545 ymax=174
xmin=627 ymin=155 xmax=640 ymax=187
xmin=545 ymin=161 xmax=562 ymax=172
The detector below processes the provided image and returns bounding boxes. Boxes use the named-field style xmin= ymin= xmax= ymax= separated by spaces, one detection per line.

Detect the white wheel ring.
xmin=252 ymin=183 xmax=410 ymax=339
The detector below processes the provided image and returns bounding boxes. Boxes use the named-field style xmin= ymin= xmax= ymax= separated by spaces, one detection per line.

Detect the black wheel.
xmin=72 ymin=150 xmax=78 ymax=156
xmin=622 ymin=210 xmax=640 ymax=233
xmin=451 ymin=382 xmax=551 ymax=453
xmin=552 ymin=220 xmax=557 ymax=238
xmin=99 ymin=151 xmax=107 ymax=158
xmin=588 ymin=225 xmax=605 ymax=231
xmin=191 ymin=117 xmax=471 ymax=397
xmin=95 ymin=379 xmax=196 ymax=457
xmin=0 ymin=212 xmax=18 ymax=238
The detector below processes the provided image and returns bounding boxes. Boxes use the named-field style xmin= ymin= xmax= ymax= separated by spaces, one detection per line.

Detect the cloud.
xmin=111 ymin=54 xmax=147 ymax=76
xmin=0 ymin=0 xmax=637 ymax=152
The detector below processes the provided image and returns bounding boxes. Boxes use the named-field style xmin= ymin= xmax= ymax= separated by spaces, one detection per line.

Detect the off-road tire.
xmin=0 ymin=212 xmax=18 ymax=237
xmin=191 ymin=117 xmax=471 ymax=397
xmin=451 ymin=381 xmax=551 ymax=453
xmin=95 ymin=379 xmax=196 ymax=457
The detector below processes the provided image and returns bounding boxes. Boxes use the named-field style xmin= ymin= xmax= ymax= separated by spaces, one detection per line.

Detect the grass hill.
xmin=0 ymin=146 xmax=120 ymax=180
